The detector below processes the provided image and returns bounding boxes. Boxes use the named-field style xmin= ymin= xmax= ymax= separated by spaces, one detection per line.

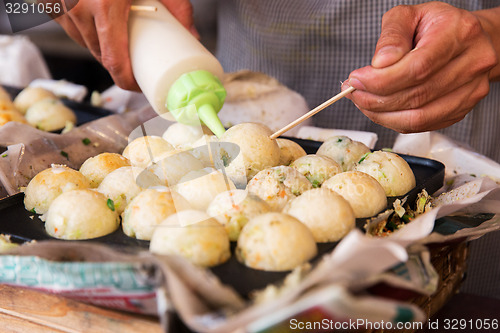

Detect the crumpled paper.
xmin=384 ymin=178 xmax=500 ymax=246
xmin=0 ymin=35 xmax=51 ymax=88
xmin=393 ymin=132 xmax=500 ymax=182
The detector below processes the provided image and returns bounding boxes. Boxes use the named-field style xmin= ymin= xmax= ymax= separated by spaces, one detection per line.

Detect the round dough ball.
xmin=24 ymin=164 xmax=90 ymax=214
xmin=188 ymin=134 xmax=220 ymax=167
xmin=162 ymin=122 xmax=212 ymax=149
xmin=174 ymin=168 xmax=236 ymax=211
xmin=122 ymin=136 xmax=174 ymax=168
xmin=322 ymin=171 xmax=388 ymax=218
xmin=190 ymin=137 xmax=248 ymax=188
xmin=25 ymin=98 xmax=77 ymax=131
xmin=354 ymin=151 xmax=416 ymax=196
xmin=0 ymin=86 xmax=12 ymax=102
xmin=207 ymin=189 xmax=271 ymax=241
xmin=236 ymin=212 xmax=317 ymax=271
xmin=96 ymin=166 xmax=145 ymax=214
xmin=150 ymin=210 xmax=231 ymax=267
xmin=283 ymin=188 xmax=355 ymax=242
xmin=45 ymin=189 xmax=119 ymax=240
xmin=13 ymin=86 xmax=57 ymax=114
xmin=79 ymin=153 xmax=131 ymax=188
xmin=122 ymin=187 xmax=191 ymax=240
xmin=0 ymin=109 xmax=28 ymax=126
xmin=0 ymin=100 xmax=15 ymax=112
xmin=317 ymin=136 xmax=371 ymax=171
xmin=276 ymin=138 xmax=306 ymax=166
xmin=247 ymin=166 xmax=312 ymax=211
xmin=0 ymin=87 xmax=15 ymax=111
xmin=147 ymin=150 xmax=204 ymax=186
xmin=220 ymin=123 xmax=280 ymax=181
xmin=290 ymin=154 xmax=342 ymax=188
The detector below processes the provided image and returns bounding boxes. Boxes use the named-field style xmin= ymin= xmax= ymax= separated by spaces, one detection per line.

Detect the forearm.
xmin=475 ymin=7 xmax=500 ymax=81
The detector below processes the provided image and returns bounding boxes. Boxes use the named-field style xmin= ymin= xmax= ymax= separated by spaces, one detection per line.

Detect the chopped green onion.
xmin=60 ymin=151 xmax=69 ymax=159
xmin=358 ymin=152 xmax=371 ymax=164
xmin=107 ymin=199 xmax=115 ymax=211
xmin=402 ymin=214 xmax=412 ymax=223
xmin=221 ymin=151 xmax=230 ymax=167
xmin=1 ymin=154 xmax=7 ymax=158
xmin=82 ymin=138 xmax=91 ymax=145
xmin=30 ymin=208 xmax=36 ymax=214
xmin=386 ymin=219 xmax=398 ymax=231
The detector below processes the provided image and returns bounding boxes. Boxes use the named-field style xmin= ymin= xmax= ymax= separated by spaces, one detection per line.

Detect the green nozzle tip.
xmin=198 ymin=104 xmax=226 ymax=138
xmin=166 ymin=70 xmax=226 ymax=136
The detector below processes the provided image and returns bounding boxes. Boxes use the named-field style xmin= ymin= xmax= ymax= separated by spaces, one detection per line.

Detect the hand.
xmin=55 ymin=0 xmax=196 ymax=91
xmin=342 ymin=2 xmax=498 ymax=133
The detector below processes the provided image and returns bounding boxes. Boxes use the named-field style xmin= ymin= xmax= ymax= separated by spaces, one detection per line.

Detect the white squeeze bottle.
xmin=128 ymin=0 xmax=227 ymax=137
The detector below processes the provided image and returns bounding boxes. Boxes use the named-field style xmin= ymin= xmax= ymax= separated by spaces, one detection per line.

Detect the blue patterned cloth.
xmin=216 ymin=0 xmax=500 ymax=162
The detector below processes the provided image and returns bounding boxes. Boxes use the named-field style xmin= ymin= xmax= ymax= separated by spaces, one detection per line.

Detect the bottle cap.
xmin=167 ymin=70 xmax=226 ymax=137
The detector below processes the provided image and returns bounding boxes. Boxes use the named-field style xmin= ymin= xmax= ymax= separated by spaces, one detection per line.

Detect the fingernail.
xmin=372 ymin=46 xmax=402 ymax=68
xmin=347 ymin=78 xmax=365 ymax=91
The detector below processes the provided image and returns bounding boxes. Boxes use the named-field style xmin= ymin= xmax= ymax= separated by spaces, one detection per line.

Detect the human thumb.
xmin=372 ymin=6 xmax=416 ymax=68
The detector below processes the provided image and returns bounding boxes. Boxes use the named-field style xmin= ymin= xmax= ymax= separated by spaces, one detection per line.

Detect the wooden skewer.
xmin=130 ymin=5 xmax=158 ymax=12
xmin=269 ymin=86 xmax=356 ymax=139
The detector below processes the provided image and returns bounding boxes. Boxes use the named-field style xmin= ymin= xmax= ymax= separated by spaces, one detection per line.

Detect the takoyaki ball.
xmin=247 ymin=166 xmax=312 ymax=211
xmin=148 ymin=150 xmax=204 ymax=186
xmin=162 ymin=122 xmax=212 ymax=150
xmin=122 ymin=187 xmax=191 ymax=240
xmin=206 ymin=189 xmax=272 ymax=241
xmin=25 ymin=98 xmax=77 ymax=131
xmin=0 ymin=86 xmax=15 ymax=111
xmin=317 ymin=136 xmax=371 ymax=171
xmin=24 ymin=164 xmax=90 ymax=214
xmin=174 ymin=168 xmax=236 ymax=211
xmin=0 ymin=109 xmax=29 ymax=126
xmin=290 ymin=154 xmax=342 ymax=188
xmin=354 ymin=151 xmax=416 ymax=197
xmin=188 ymin=134 xmax=220 ymax=167
xmin=45 ymin=189 xmax=119 ymax=240
xmin=220 ymin=123 xmax=280 ymax=181
xmin=0 ymin=86 xmax=12 ymax=101
xmin=276 ymin=138 xmax=307 ymax=166
xmin=283 ymin=188 xmax=355 ymax=242
xmin=236 ymin=212 xmax=317 ymax=271
xmin=122 ymin=136 xmax=174 ymax=168
xmin=79 ymin=153 xmax=131 ymax=188
xmin=150 ymin=210 xmax=231 ymax=267
xmin=322 ymin=171 xmax=387 ymax=218
xmin=190 ymin=137 xmax=248 ymax=188
xmin=96 ymin=166 xmax=145 ymax=215
xmin=13 ymin=86 xmax=57 ymax=114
